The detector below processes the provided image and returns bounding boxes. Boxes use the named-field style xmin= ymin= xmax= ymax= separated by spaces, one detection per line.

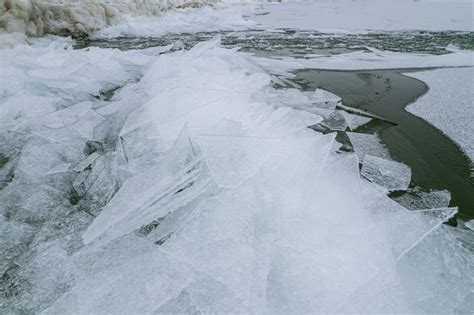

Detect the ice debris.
xmin=0 ymin=36 xmax=471 ymax=314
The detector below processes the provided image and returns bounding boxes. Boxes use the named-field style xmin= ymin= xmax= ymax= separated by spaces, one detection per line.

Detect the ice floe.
xmin=361 ymin=154 xmax=412 ymax=192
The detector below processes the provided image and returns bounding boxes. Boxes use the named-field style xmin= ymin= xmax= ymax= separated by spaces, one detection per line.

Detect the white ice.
xmin=346 ymin=131 xmax=391 ymax=162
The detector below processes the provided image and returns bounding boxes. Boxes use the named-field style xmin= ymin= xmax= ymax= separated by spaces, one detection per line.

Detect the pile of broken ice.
xmin=0 ymin=36 xmax=473 ymax=314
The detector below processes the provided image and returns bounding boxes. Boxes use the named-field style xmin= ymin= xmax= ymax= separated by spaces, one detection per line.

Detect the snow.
xmin=253 ymin=48 xmax=474 ymax=72
xmin=405 ymin=67 xmax=474 ymax=163
xmin=252 ymin=0 xmax=474 ymax=33
xmin=1 ymin=2 xmax=474 ymax=313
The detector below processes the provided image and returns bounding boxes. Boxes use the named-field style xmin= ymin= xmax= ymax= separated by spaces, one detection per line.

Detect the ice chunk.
xmin=43 ymin=236 xmax=200 ymax=315
xmin=82 ymin=126 xmax=211 ymax=246
xmin=256 ymin=87 xmax=340 ymax=111
xmin=197 ymin=133 xmax=282 ymax=188
xmin=361 ymin=155 xmax=411 ymax=192
xmin=396 ymin=224 xmax=474 ymax=314
xmin=0 ymin=94 xmax=58 ymax=122
xmin=321 ymin=110 xmax=348 ymax=131
xmin=465 ymin=220 xmax=474 ymax=231
xmin=341 ymin=111 xmax=372 ymax=130
xmin=371 ymin=198 xmax=458 ymax=260
xmin=73 ymin=152 xmax=101 ymax=172
xmin=391 ymin=188 xmax=451 ymax=210
xmin=311 ymin=88 xmax=341 ymax=109
xmin=346 ymin=131 xmax=391 ymax=162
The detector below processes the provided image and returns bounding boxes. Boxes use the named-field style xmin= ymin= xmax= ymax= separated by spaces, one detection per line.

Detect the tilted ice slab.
xmin=392 ymin=188 xmax=451 ymax=210
xmin=361 ymin=154 xmax=411 ymax=192
xmin=347 ymin=131 xmax=391 ymax=162
xmin=1 ymin=36 xmax=472 ymax=313
xmin=405 ymin=67 xmax=474 ymax=163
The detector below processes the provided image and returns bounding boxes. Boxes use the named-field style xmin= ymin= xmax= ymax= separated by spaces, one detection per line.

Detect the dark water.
xmin=293 ymin=69 xmax=474 ymax=220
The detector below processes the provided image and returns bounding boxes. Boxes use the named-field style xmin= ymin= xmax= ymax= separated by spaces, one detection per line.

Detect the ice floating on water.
xmin=0 ymin=0 xmax=257 ymax=37
xmin=391 ymin=188 xmax=451 ymax=210
xmin=361 ymin=154 xmax=411 ymax=192
xmin=347 ymin=131 xmax=391 ymax=162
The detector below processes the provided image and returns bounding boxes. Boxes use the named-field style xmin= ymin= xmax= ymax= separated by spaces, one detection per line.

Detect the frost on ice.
xmin=1 ymin=36 xmax=473 ymax=314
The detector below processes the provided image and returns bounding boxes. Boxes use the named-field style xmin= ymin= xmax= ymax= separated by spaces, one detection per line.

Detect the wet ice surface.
xmin=1 ymin=26 xmax=474 ymax=315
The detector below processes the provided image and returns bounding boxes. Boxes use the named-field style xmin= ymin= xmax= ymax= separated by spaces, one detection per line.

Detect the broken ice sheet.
xmin=341 ymin=111 xmax=372 ymax=130
xmin=391 ymin=188 xmax=451 ymax=210
xmin=346 ymin=131 xmax=391 ymax=162
xmin=321 ymin=110 xmax=348 ymax=131
xmin=361 ymin=155 xmax=411 ymax=192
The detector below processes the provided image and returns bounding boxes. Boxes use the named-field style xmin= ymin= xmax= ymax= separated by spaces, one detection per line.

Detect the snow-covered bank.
xmin=1 ymin=36 xmax=472 ymax=313
xmin=405 ymin=67 xmax=474 ymax=164
xmin=0 ymin=0 xmax=261 ymax=37
xmin=252 ymin=0 xmax=474 ymax=33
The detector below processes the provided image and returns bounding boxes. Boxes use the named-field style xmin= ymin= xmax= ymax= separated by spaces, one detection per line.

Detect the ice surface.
xmin=405 ymin=67 xmax=474 ymax=163
xmin=347 ymin=131 xmax=391 ymax=162
xmin=361 ymin=154 xmax=411 ymax=192
xmin=252 ymin=0 xmax=474 ymax=33
xmin=2 ymin=34 xmax=472 ymax=314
